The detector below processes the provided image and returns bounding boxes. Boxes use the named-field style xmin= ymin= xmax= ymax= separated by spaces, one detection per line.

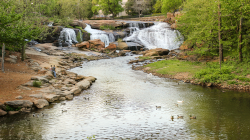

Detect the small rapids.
xmin=58 ymin=28 xmax=78 ymax=47
xmin=123 ymin=22 xmax=184 ymax=50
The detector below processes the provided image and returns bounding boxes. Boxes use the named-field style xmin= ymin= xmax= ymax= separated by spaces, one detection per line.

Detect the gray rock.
xmin=76 ymin=80 xmax=91 ymax=90
xmin=15 ymin=96 xmax=23 ymax=99
xmin=19 ymin=108 xmax=31 ymax=113
xmin=8 ymin=111 xmax=19 ymax=115
xmin=43 ymin=94 xmax=60 ymax=102
xmin=65 ymin=95 xmax=73 ymax=100
xmin=29 ymin=94 xmax=43 ymax=99
xmin=31 ymin=76 xmax=49 ymax=83
xmin=5 ymin=58 xmax=17 ymax=63
xmin=9 ymin=55 xmax=17 ymax=60
xmin=0 ymin=109 xmax=7 ymax=116
xmin=22 ymin=81 xmax=34 ymax=87
xmin=71 ymin=87 xmax=82 ymax=95
xmin=5 ymin=100 xmax=33 ymax=108
xmin=59 ymin=97 xmax=66 ymax=101
xmin=17 ymin=85 xmax=31 ymax=90
xmin=33 ymin=99 xmax=49 ymax=109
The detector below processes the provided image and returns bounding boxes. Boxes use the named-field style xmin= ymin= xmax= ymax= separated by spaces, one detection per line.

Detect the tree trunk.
xmin=21 ymin=44 xmax=25 ymax=61
xmin=2 ymin=43 xmax=5 ymax=72
xmin=239 ymin=17 xmax=242 ymax=62
xmin=218 ymin=3 xmax=223 ymax=70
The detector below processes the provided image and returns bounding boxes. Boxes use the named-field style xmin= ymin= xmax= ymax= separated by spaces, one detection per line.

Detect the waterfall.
xmin=129 ymin=27 xmax=140 ymax=35
xmin=123 ymin=23 xmax=184 ymax=50
xmin=58 ymin=28 xmax=78 ymax=47
xmin=108 ymin=33 xmax=115 ymax=43
xmin=48 ymin=22 xmax=53 ymax=26
xmin=84 ymin=24 xmax=110 ymax=47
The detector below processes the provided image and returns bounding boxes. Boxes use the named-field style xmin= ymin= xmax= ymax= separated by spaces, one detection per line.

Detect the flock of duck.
xmin=156 ymin=100 xmax=196 ymax=120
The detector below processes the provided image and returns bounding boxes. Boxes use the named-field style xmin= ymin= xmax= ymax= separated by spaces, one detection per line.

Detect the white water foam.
xmin=123 ymin=23 xmax=183 ymax=50
xmin=59 ymin=28 xmax=78 ymax=46
xmin=84 ymin=24 xmax=110 ymax=47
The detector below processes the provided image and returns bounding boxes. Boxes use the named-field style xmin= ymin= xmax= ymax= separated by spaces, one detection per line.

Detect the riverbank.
xmin=0 ymin=44 xmax=101 ymax=116
xmin=130 ymin=50 xmax=250 ymax=92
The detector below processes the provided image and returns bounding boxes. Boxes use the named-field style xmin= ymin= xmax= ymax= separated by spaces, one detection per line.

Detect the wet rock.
xmin=207 ymin=83 xmax=212 ymax=87
xmin=76 ymin=80 xmax=91 ymax=90
xmin=76 ymin=41 xmax=89 ymax=48
xmin=15 ymin=96 xmax=23 ymax=99
xmin=65 ymin=95 xmax=73 ymax=100
xmin=143 ymin=48 xmax=169 ymax=56
xmin=85 ymin=76 xmax=97 ymax=83
xmin=71 ymin=87 xmax=82 ymax=95
xmin=33 ymin=99 xmax=49 ymax=109
xmin=118 ymin=51 xmax=126 ymax=56
xmin=75 ymin=75 xmax=87 ymax=81
xmin=59 ymin=97 xmax=66 ymax=101
xmin=19 ymin=108 xmax=31 ymax=113
xmin=8 ymin=111 xmax=19 ymax=115
xmin=42 ymin=94 xmax=60 ymax=102
xmin=89 ymin=39 xmax=105 ymax=49
xmin=5 ymin=100 xmax=33 ymax=108
xmin=117 ymin=42 xmax=128 ymax=50
xmin=105 ymin=43 xmax=117 ymax=50
xmin=0 ymin=109 xmax=7 ymax=116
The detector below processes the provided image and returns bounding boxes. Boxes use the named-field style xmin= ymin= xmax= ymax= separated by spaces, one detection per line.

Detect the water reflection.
xmin=1 ymin=56 xmax=250 ymax=139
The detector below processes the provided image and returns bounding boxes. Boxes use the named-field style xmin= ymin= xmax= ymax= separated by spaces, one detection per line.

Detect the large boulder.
xmin=76 ymin=41 xmax=89 ymax=48
xmin=105 ymin=43 xmax=117 ymax=50
xmin=116 ymin=42 xmax=128 ymax=50
xmin=85 ymin=76 xmax=97 ymax=83
xmin=71 ymin=87 xmax=82 ymax=95
xmin=82 ymin=20 xmax=125 ymax=29
xmin=5 ymin=100 xmax=33 ymax=108
xmin=89 ymin=39 xmax=105 ymax=49
xmin=76 ymin=80 xmax=91 ymax=90
xmin=5 ymin=58 xmax=17 ymax=63
xmin=70 ymin=20 xmax=87 ymax=29
xmin=33 ymin=99 xmax=49 ymax=109
xmin=0 ymin=109 xmax=7 ymax=116
xmin=143 ymin=48 xmax=169 ymax=56
xmin=42 ymin=94 xmax=60 ymax=102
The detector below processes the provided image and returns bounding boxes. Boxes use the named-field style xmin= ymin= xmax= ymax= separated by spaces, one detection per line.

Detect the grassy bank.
xmin=144 ymin=58 xmax=250 ymax=88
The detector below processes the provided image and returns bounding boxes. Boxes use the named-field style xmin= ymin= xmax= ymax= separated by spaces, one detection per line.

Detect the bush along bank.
xmin=129 ymin=49 xmax=250 ymax=92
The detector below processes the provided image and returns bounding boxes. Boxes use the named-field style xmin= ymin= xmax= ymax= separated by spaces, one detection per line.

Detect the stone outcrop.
xmin=89 ymin=39 xmax=105 ymax=49
xmin=76 ymin=80 xmax=91 ymax=90
xmin=70 ymin=20 xmax=87 ymax=29
xmin=8 ymin=111 xmax=19 ymax=115
xmin=76 ymin=41 xmax=90 ymax=49
xmin=82 ymin=20 xmax=125 ymax=29
xmin=116 ymin=42 xmax=128 ymax=50
xmin=33 ymin=99 xmax=49 ymax=109
xmin=5 ymin=100 xmax=33 ymax=108
xmin=0 ymin=109 xmax=7 ymax=116
xmin=42 ymin=94 xmax=60 ymax=103
xmin=143 ymin=48 xmax=170 ymax=56
xmin=105 ymin=43 xmax=117 ymax=50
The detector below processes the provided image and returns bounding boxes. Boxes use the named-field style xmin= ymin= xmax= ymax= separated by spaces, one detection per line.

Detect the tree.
xmin=161 ymin=0 xmax=183 ymax=13
xmin=153 ymin=0 xmax=162 ymax=13
xmin=92 ymin=0 xmax=123 ymax=18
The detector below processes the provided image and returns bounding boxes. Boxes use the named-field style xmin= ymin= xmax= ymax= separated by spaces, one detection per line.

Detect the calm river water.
xmin=1 ymin=56 xmax=250 ymax=140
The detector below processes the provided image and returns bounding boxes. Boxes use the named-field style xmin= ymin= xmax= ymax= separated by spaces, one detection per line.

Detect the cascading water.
xmin=129 ymin=27 xmax=140 ymax=35
xmin=78 ymin=29 xmax=83 ymax=42
xmin=84 ymin=24 xmax=110 ymax=47
xmin=123 ymin=22 xmax=184 ymax=50
xmin=58 ymin=28 xmax=78 ymax=47
xmin=48 ymin=22 xmax=53 ymax=26
xmin=108 ymin=33 xmax=115 ymax=43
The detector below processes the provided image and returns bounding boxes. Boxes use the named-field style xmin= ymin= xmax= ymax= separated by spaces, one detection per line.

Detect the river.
xmin=1 ymin=55 xmax=250 ymax=139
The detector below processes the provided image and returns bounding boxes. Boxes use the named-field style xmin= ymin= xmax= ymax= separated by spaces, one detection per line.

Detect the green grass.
xmin=100 ymin=25 xmax=116 ymax=30
xmin=139 ymin=56 xmax=151 ymax=60
xmin=146 ymin=59 xmax=204 ymax=75
xmin=5 ymin=105 xmax=22 ymax=111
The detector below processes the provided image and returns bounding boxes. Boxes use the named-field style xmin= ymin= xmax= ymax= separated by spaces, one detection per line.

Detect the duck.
xmin=156 ymin=106 xmax=161 ymax=108
xmin=62 ymin=110 xmax=67 ymax=112
xmin=61 ymin=103 xmax=66 ymax=105
xmin=171 ymin=116 xmax=174 ymax=119
xmin=177 ymin=100 xmax=184 ymax=103
xmin=190 ymin=115 xmax=196 ymax=119
xmin=177 ymin=115 xmax=184 ymax=119
xmin=175 ymin=103 xmax=178 ymax=107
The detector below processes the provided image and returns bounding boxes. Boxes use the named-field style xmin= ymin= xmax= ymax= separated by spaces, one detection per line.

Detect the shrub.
xmin=5 ymin=105 xmax=21 ymax=111
xmin=100 ymin=25 xmax=116 ymax=30
xmin=33 ymin=80 xmax=42 ymax=88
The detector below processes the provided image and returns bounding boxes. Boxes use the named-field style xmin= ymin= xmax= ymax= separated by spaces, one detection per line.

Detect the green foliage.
xmin=33 ymin=80 xmax=42 ymax=88
xmin=100 ymin=25 xmax=116 ymax=30
xmin=154 ymin=0 xmax=162 ymax=13
xmin=139 ymin=56 xmax=151 ymax=60
xmin=86 ymin=135 xmax=95 ymax=140
xmin=92 ymin=0 xmax=123 ymax=17
xmin=161 ymin=0 xmax=183 ymax=13
xmin=76 ymin=31 xmax=82 ymax=43
xmin=5 ymin=105 xmax=21 ymax=112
